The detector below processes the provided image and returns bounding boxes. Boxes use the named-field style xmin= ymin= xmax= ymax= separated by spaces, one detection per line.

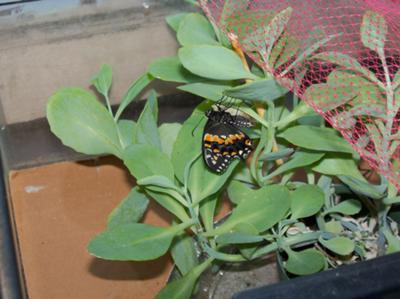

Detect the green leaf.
xmin=177 ymin=13 xmax=218 ymax=46
xmin=338 ymin=175 xmax=385 ymax=200
xmin=107 ymin=187 xmax=149 ymax=229
xmin=382 ymin=228 xmax=400 ymax=254
xmin=267 ymin=150 xmax=324 ymax=179
xmin=290 ymin=185 xmax=325 ymax=219
xmin=324 ymin=220 xmax=343 ymax=234
xmin=263 ymin=7 xmax=293 ymax=61
xmin=383 ymin=196 xmax=400 ymax=205
xmin=324 ymin=199 xmax=362 ymax=216
xmin=114 ymin=73 xmax=154 ymax=121
xmin=319 ymin=236 xmax=355 ymax=255
xmin=210 ymin=185 xmax=290 ymax=235
xmin=259 ymin=148 xmax=294 ymax=161
xmin=117 ymin=120 xmax=137 ymax=149
xmin=311 ymin=52 xmax=381 ymax=85
xmin=312 ymin=153 xmax=366 ymax=181
xmin=148 ymin=56 xmax=201 ymax=83
xmin=146 ymin=190 xmax=190 ymax=222
xmin=303 ymin=83 xmax=357 ymax=112
xmin=159 ymin=123 xmax=182 ymax=158
xmin=91 ymin=64 xmax=113 ymax=97
xmin=156 ymin=259 xmax=211 ymax=299
xmin=123 ymin=144 xmax=174 ymax=181
xmin=172 ymin=102 xmax=210 ymax=182
xmin=135 ymin=90 xmax=161 ymax=149
xmin=227 ymin=180 xmax=252 ymax=205
xmin=224 ymin=79 xmax=288 ymax=103
xmin=178 ymin=82 xmax=233 ymax=101
xmin=88 ymin=222 xmax=188 ymax=261
xmin=188 ymin=156 xmax=238 ymax=204
xmin=47 ymin=87 xmax=122 ymax=157
xmin=179 ymin=45 xmax=257 ymax=80
xmin=361 ymin=10 xmax=387 ymax=52
xmin=200 ymin=195 xmax=218 ymax=232
xmin=278 ymin=125 xmax=354 ymax=154
xmin=309 ymin=70 xmax=384 ymax=112
xmin=270 ymin=31 xmax=299 ymax=69
xmin=166 ymin=13 xmax=188 ymax=32
xmin=137 ymin=175 xmax=181 ymax=193
xmin=284 ymin=248 xmax=325 ymax=275
xmin=216 ymin=222 xmax=264 ymax=245
xmin=171 ymin=234 xmax=198 ymax=276
xmin=284 ymin=33 xmax=341 ymax=75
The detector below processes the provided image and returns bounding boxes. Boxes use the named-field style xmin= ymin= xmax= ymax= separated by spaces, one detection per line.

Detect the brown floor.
xmin=8 ymin=157 xmax=179 ymax=299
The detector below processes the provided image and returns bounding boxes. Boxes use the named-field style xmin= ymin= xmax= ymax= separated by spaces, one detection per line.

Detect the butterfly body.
xmin=202 ymin=108 xmax=253 ymax=173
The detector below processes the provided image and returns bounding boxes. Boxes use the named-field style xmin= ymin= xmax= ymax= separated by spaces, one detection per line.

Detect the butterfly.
xmin=202 ymin=104 xmax=253 ymax=174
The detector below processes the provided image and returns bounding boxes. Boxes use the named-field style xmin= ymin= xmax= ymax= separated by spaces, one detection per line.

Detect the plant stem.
xmin=377 ymin=48 xmax=397 ymax=173
xmin=252 ymin=231 xmax=321 ymax=259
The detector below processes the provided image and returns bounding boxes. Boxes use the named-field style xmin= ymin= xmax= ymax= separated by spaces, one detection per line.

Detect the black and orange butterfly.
xmin=202 ymin=103 xmax=253 ymax=173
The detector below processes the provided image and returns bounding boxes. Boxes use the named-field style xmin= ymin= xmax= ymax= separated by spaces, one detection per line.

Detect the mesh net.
xmin=200 ymin=0 xmax=400 ymax=191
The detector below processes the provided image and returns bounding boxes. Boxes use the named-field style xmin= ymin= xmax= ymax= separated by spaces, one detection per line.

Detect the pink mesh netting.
xmin=200 ymin=0 xmax=400 ymax=191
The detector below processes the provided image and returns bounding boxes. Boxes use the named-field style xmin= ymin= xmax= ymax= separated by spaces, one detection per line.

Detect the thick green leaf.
xmin=166 ymin=13 xmax=188 ymax=32
xmin=290 ymin=185 xmax=325 ymax=219
xmin=107 ymin=187 xmax=149 ymax=229
xmin=262 ymin=7 xmax=293 ymax=62
xmin=227 ymin=180 xmax=252 ymax=205
xmin=148 ymin=56 xmax=201 ymax=83
xmin=259 ymin=148 xmax=294 ymax=161
xmin=188 ymin=155 xmax=238 ymax=204
xmin=88 ymin=222 xmax=187 ymax=261
xmin=284 ymin=248 xmax=325 ymax=275
xmin=47 ymin=87 xmax=122 ymax=157
xmin=114 ymin=73 xmax=154 ymax=121
xmin=91 ymin=64 xmax=112 ymax=97
xmin=137 ymin=175 xmax=181 ymax=193
xmin=146 ymin=190 xmax=190 ymax=222
xmin=117 ymin=120 xmax=137 ymax=149
xmin=200 ymin=195 xmax=218 ymax=232
xmin=312 ymin=153 xmax=366 ymax=181
xmin=394 ymin=70 xmax=400 ymax=90
xmin=303 ymin=83 xmax=357 ymax=112
xmin=171 ymin=234 xmax=198 ymax=276
xmin=278 ymin=125 xmax=354 ymax=154
xmin=324 ymin=220 xmax=343 ymax=234
xmin=177 ymin=13 xmax=218 ymax=46
xmin=135 ymin=90 xmax=161 ymax=149
xmin=324 ymin=199 xmax=362 ymax=216
xmin=338 ymin=175 xmax=385 ymax=200
xmin=178 ymin=82 xmax=233 ymax=101
xmin=156 ymin=260 xmax=211 ymax=299
xmin=311 ymin=52 xmax=381 ymax=85
xmin=123 ymin=144 xmax=174 ymax=181
xmin=361 ymin=10 xmax=387 ymax=52
xmin=267 ymin=151 xmax=324 ymax=178
xmin=383 ymin=228 xmax=400 ymax=254
xmin=310 ymin=70 xmax=384 ymax=112
xmin=159 ymin=123 xmax=182 ymax=158
xmin=319 ymin=236 xmax=355 ymax=255
xmin=179 ymin=45 xmax=257 ymax=80
xmin=224 ymin=79 xmax=288 ymax=103
xmin=172 ymin=102 xmax=210 ymax=182
xmin=216 ymin=222 xmax=263 ymax=245
xmin=210 ymin=185 xmax=290 ymax=235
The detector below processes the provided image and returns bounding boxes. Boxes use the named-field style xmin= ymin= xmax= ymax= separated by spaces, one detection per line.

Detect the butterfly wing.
xmin=202 ymin=120 xmax=253 ymax=173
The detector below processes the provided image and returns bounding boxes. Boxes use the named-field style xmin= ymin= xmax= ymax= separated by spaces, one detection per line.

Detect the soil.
xmin=8 ymin=156 xmax=233 ymax=299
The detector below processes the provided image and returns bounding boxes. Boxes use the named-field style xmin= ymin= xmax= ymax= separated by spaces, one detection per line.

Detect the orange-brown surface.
xmin=9 ymin=157 xmax=174 ymax=299
xmin=9 ymin=156 xmax=232 ymax=299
